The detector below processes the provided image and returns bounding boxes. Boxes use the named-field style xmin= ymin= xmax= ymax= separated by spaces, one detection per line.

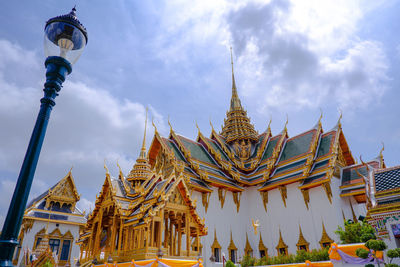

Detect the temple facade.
xmin=78 ymin=54 xmax=387 ymax=266
xmin=13 ymin=171 xmax=86 ymax=266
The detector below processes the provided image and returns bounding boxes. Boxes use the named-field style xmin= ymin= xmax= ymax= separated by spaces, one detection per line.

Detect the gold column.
xmin=110 ymin=214 xmax=117 ymax=252
xmin=93 ymin=208 xmax=104 ymax=257
xmin=145 ymin=225 xmax=150 ymax=253
xmin=117 ymin=219 xmax=123 ymax=256
xmin=186 ymin=213 xmax=190 ymax=256
xmin=159 ymin=211 xmax=164 ymax=248
xmin=150 ymin=221 xmax=154 ymax=247
xmin=196 ymin=228 xmax=200 ymax=252
xmin=172 ymin=224 xmax=176 ymax=256
xmin=178 ymin=214 xmax=182 ymax=256
xmin=164 ymin=212 xmax=169 ymax=248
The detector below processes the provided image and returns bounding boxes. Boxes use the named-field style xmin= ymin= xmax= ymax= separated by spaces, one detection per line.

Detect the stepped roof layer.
xmin=146 ymin=114 xmax=359 ymax=193
xmin=80 ymin=163 xmax=208 ymax=243
xmin=24 ymin=171 xmax=86 ymax=224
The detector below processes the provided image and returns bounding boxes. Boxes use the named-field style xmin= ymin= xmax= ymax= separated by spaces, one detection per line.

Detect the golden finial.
xmin=209 ymin=117 xmax=215 ymax=131
xmin=116 ymin=160 xmax=123 ymax=177
xmin=68 ymin=166 xmax=73 ymax=175
xmin=196 ymin=120 xmax=201 ymax=134
xmin=379 ymin=142 xmax=385 ymax=157
xmin=319 ymin=108 xmax=323 ymax=123
xmin=229 ymin=46 xmax=241 ymax=110
xmin=139 ymin=107 xmax=148 ymax=158
xmin=359 ymin=155 xmax=366 ymax=166
xmin=265 ymin=116 xmax=272 ymax=133
xmin=337 ymin=109 xmax=343 ymax=126
xmin=230 ymin=46 xmax=234 ymax=76
xmin=168 ymin=115 xmax=173 ymax=132
xmin=284 ymin=114 xmax=289 ymax=131
xmin=104 ymin=159 xmax=109 ymax=174
xmin=151 ymin=117 xmax=158 ymax=133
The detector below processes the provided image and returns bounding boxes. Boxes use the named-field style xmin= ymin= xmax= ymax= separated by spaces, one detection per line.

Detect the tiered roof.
xmin=24 ymin=171 xmax=86 ymax=225
xmin=143 ymin=58 xmax=368 ymax=197
xmin=220 ymin=49 xmax=258 ymax=144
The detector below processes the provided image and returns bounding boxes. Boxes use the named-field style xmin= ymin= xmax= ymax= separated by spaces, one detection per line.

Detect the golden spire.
xmin=139 ymin=107 xmax=148 ymax=159
xmin=152 ymin=117 xmax=158 ymax=133
xmin=127 ymin=109 xmax=151 ymax=185
xmin=230 ymin=47 xmax=242 ymax=111
xmin=378 ymin=142 xmax=385 ymax=168
xmin=104 ymin=159 xmax=109 ymax=174
xmin=220 ymin=47 xmax=258 ymax=144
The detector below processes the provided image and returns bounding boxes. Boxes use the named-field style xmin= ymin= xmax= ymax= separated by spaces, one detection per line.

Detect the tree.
xmin=356 ymin=239 xmax=387 ymax=267
xmin=335 ymin=220 xmax=376 ymax=244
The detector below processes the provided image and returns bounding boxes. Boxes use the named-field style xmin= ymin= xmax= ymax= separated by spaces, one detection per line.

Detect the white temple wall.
xmin=192 ymin=176 xmax=366 ymax=266
xmin=16 ymin=220 xmax=81 ymax=265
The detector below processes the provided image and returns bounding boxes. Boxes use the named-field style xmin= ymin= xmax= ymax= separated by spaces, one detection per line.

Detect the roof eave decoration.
xmin=301 ymin=117 xmax=323 ymax=181
xmin=196 ymin=127 xmax=232 ymax=173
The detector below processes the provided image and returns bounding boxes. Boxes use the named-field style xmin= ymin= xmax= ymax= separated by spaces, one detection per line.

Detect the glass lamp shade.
xmin=44 ymin=8 xmax=88 ymax=65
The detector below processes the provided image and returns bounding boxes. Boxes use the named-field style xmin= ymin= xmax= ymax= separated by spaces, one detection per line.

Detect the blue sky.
xmin=0 ymin=0 xmax=399 ymax=225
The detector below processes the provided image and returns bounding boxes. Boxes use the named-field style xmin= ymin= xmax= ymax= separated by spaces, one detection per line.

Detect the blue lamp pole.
xmin=0 ymin=8 xmax=87 ymax=266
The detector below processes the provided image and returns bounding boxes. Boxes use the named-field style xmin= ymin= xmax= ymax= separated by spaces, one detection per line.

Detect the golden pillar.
xmin=117 ymin=219 xmax=123 ymax=256
xmin=93 ymin=208 xmax=103 ymax=257
xmin=178 ymin=214 xmax=182 ymax=256
xmin=186 ymin=213 xmax=190 ymax=256
xmin=164 ymin=212 xmax=169 ymax=248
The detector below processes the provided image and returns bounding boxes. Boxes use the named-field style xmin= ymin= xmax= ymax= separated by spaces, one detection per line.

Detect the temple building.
xmin=12 ymin=171 xmax=86 ymax=266
xmin=78 ymin=53 xmax=387 ymax=265
xmin=353 ymin=162 xmax=400 ymax=249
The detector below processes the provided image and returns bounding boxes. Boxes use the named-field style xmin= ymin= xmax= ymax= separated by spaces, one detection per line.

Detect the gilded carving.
xmin=322 ymin=182 xmax=332 ymax=204
xmin=260 ymin=191 xmax=268 ymax=212
xmin=232 ymin=192 xmax=242 ymax=213
xmin=301 ymin=189 xmax=310 ymax=210
xmin=279 ymin=185 xmax=287 ymax=207
xmin=218 ymin=188 xmax=227 ymax=209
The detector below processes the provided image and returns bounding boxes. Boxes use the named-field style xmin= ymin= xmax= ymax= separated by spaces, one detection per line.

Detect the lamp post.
xmin=0 ymin=7 xmax=87 ymax=266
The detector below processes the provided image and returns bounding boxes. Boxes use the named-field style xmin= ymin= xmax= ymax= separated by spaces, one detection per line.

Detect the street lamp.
xmin=0 ymin=7 xmax=87 ymax=266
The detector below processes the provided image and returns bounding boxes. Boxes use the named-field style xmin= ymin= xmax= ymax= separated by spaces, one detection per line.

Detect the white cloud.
xmin=0 ymin=39 xmax=164 ymax=227
xmin=225 ymin=0 xmax=389 ymax=113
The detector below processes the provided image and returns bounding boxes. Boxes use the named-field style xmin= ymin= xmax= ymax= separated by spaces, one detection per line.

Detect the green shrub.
xmin=356 ymin=247 xmax=370 ymax=259
xmin=385 ymin=264 xmax=400 ymax=267
xmin=335 ymin=220 xmax=376 ymax=244
xmin=241 ymin=255 xmax=255 ymax=267
xmin=240 ymin=248 xmax=329 ymax=266
xmin=226 ymin=260 xmax=236 ymax=267
xmin=365 ymin=239 xmax=387 ymax=251
xmin=364 ymin=264 xmax=374 ymax=267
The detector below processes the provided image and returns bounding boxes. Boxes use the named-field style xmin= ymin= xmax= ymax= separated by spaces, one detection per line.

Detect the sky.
xmin=0 ymin=0 xmax=399 ymax=227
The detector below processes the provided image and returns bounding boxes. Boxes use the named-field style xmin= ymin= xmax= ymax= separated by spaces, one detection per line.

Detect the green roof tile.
xmin=316 ymin=133 xmax=333 ymax=158
xmin=279 ymin=131 xmax=314 ymax=162
xmin=261 ymin=137 xmax=278 ymax=161
xmin=165 ymin=140 xmax=186 ymax=161
xmin=178 ymin=136 xmax=216 ymax=165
